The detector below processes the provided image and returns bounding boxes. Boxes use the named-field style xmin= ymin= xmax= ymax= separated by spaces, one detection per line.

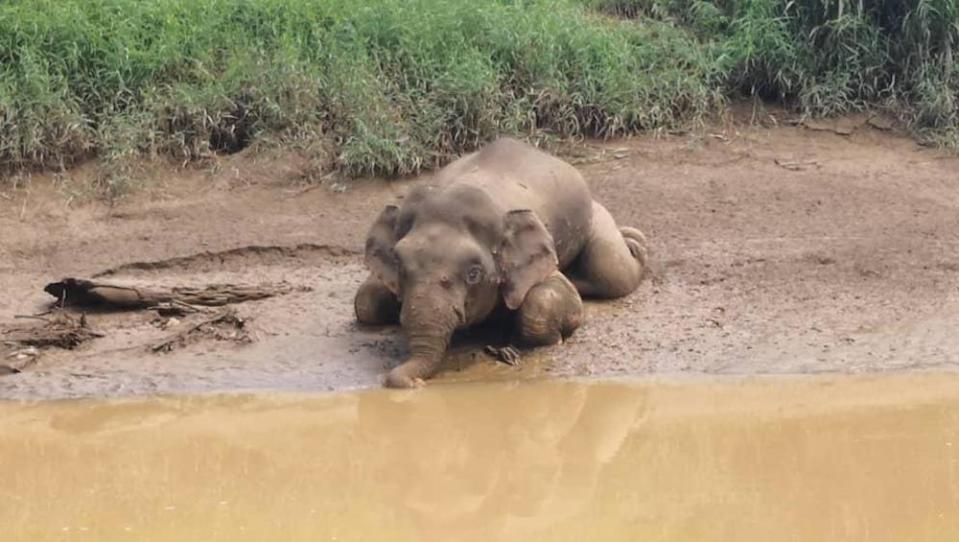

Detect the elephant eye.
xmin=465 ymin=265 xmax=484 ymax=285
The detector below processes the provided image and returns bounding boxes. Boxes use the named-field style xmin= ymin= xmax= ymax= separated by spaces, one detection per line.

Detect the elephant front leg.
xmin=514 ymin=271 xmax=584 ymax=347
xmin=354 ymin=274 xmax=401 ymax=325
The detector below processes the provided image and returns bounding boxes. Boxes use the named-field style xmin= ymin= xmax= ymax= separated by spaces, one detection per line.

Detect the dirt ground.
xmin=2 ymin=114 xmax=959 ymax=399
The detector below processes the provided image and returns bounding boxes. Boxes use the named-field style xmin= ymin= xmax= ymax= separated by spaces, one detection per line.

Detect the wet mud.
xmin=4 ymin=372 xmax=959 ymax=541
xmin=2 ymin=118 xmax=959 ymax=398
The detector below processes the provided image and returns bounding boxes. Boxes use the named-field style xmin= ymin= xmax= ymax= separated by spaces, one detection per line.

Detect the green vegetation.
xmin=586 ymin=0 xmax=959 ymax=140
xmin=1 ymin=0 xmax=957 ymax=184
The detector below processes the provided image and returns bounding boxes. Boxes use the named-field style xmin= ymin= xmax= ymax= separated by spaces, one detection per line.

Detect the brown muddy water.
xmin=4 ymin=373 xmax=959 ymax=541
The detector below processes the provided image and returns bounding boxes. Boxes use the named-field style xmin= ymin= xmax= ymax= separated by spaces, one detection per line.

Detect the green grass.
xmin=1 ymin=0 xmax=958 ymax=185
xmin=0 ymin=0 xmax=719 ymax=182
xmin=586 ymin=0 xmax=959 ymax=138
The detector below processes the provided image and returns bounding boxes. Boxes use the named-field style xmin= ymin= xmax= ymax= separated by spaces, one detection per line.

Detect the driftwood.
xmin=150 ymin=309 xmax=249 ymax=353
xmin=2 ymin=312 xmax=104 ymax=350
xmin=45 ymin=278 xmax=292 ymax=310
xmin=774 ymin=158 xmax=820 ymax=171
xmin=0 ymin=278 xmax=287 ymax=363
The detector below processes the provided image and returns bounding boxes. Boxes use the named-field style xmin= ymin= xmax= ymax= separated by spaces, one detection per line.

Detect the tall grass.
xmin=1 ymin=0 xmax=958 ymax=184
xmin=588 ymin=0 xmax=959 ymax=138
xmin=0 ymin=0 xmax=718 ymax=180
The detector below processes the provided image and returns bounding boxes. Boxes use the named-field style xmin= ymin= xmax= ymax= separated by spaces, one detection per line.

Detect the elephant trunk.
xmin=386 ymin=291 xmax=461 ymax=388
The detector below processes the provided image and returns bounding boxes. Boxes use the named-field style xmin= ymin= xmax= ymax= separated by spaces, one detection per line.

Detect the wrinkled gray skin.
xmin=355 ymin=138 xmax=648 ymax=388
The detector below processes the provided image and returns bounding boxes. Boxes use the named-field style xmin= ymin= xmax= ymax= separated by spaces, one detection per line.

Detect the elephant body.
xmin=355 ymin=137 xmax=648 ymax=387
xmin=434 ymin=139 xmax=593 ymax=271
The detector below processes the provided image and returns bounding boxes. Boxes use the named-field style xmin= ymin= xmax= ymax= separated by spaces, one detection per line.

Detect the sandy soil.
xmin=2 ymin=115 xmax=959 ymax=399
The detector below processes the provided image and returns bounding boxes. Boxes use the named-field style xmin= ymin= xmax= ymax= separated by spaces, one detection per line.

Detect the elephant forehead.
xmin=425 ymin=182 xmax=494 ymax=208
xmin=395 ymin=230 xmax=485 ymax=268
xmin=416 ymin=185 xmax=501 ymax=226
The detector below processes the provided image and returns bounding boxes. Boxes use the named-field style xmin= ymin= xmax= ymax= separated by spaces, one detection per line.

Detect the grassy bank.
xmin=586 ymin=0 xmax=959 ymax=139
xmin=0 ymin=0 xmax=720 ymax=183
xmin=1 ymin=0 xmax=957 ymax=185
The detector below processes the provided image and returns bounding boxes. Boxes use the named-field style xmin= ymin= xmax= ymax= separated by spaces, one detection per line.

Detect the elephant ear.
xmin=496 ymin=209 xmax=559 ymax=310
xmin=365 ymin=204 xmax=402 ymax=295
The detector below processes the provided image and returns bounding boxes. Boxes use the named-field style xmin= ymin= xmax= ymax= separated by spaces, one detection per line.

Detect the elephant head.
xmin=364 ymin=184 xmax=558 ymax=387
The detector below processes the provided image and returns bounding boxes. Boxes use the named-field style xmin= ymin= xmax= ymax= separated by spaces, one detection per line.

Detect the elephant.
xmin=354 ymin=137 xmax=648 ymax=388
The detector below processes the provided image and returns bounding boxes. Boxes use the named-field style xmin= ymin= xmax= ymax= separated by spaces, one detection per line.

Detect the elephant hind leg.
xmin=620 ymin=226 xmax=649 ymax=266
xmin=515 ymin=271 xmax=584 ymax=346
xmin=569 ymin=201 xmax=648 ymax=299
xmin=354 ymin=274 xmax=401 ymax=325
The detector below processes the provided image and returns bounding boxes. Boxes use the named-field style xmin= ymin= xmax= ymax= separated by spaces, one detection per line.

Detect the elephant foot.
xmin=516 ymin=271 xmax=583 ymax=346
xmin=355 ymin=275 xmax=401 ymax=325
xmin=484 ymin=344 xmax=521 ymax=366
xmin=620 ymin=226 xmax=649 ymax=263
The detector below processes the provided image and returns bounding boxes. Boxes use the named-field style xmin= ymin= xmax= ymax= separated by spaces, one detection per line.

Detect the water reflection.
xmin=351 ymin=381 xmax=648 ymax=540
xmin=2 ymin=374 xmax=959 ymax=541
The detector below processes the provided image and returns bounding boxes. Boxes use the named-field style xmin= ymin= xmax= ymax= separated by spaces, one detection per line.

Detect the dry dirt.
xmin=2 ymin=116 xmax=959 ymax=399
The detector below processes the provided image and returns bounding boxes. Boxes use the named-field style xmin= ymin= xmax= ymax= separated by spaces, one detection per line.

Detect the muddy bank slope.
xmin=2 ymin=121 xmax=958 ymax=399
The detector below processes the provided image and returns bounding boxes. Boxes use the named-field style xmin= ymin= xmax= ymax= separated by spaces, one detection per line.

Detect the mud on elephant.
xmin=354 ymin=137 xmax=648 ymax=388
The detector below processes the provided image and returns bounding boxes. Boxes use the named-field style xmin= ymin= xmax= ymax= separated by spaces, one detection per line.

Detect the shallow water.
xmin=4 ymin=373 xmax=959 ymax=541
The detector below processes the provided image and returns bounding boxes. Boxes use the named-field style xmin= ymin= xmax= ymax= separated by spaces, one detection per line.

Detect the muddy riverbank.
xmin=2 ymin=117 xmax=959 ymax=398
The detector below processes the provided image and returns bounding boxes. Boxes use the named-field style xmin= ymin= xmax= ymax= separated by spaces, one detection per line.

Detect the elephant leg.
xmin=515 ymin=270 xmax=584 ymax=346
xmin=570 ymin=201 xmax=648 ymax=299
xmin=354 ymin=274 xmax=401 ymax=325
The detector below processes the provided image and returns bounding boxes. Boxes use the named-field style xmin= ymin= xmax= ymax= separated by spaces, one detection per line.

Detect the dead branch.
xmin=147 ymin=300 xmax=212 ymax=317
xmin=150 ymin=309 xmax=249 ymax=354
xmin=2 ymin=311 xmax=104 ymax=350
xmin=44 ymin=277 xmax=292 ymax=310
xmin=774 ymin=158 xmax=821 ymax=171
